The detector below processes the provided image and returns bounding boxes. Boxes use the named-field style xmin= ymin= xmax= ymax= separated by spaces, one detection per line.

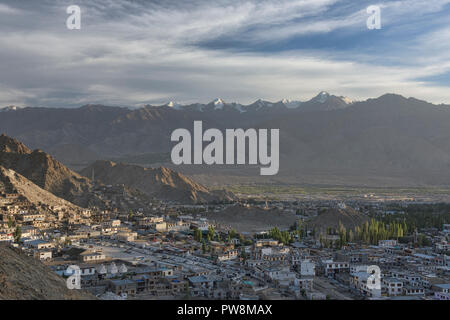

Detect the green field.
xmin=221 ymin=184 xmax=450 ymax=197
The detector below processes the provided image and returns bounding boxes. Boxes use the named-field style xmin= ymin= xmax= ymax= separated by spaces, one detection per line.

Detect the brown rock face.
xmin=80 ymin=160 xmax=235 ymax=204
xmin=0 ymin=134 xmax=32 ymax=154
xmin=0 ymin=245 xmax=95 ymax=300
xmin=0 ymin=133 xmax=92 ymax=206
xmin=0 ymin=166 xmax=81 ymax=210
xmin=306 ymin=207 xmax=369 ymax=233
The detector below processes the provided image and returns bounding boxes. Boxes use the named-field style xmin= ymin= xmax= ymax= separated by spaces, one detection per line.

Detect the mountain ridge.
xmin=2 ymin=93 xmax=450 ymax=187
xmin=80 ymin=160 xmax=235 ymax=204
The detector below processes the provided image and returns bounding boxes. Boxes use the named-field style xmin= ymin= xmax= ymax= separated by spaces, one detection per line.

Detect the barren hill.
xmin=0 ymin=245 xmax=94 ymax=300
xmin=0 ymin=134 xmax=93 ymax=206
xmin=80 ymin=160 xmax=235 ymax=204
xmin=306 ymin=207 xmax=368 ymax=233
xmin=0 ymin=166 xmax=81 ymax=210
xmin=204 ymin=204 xmax=298 ymax=233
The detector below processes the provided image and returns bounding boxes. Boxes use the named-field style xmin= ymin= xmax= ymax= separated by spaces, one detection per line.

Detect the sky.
xmin=0 ymin=0 xmax=449 ymax=108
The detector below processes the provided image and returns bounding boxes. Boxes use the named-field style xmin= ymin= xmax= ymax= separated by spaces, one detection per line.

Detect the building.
xmin=26 ymin=240 xmax=54 ymax=250
xmin=323 ymin=260 xmax=349 ymax=278
xmin=432 ymin=283 xmax=450 ymax=294
xmin=80 ymin=251 xmax=106 ymax=262
xmin=108 ymin=279 xmax=137 ymax=296
xmin=382 ymin=278 xmax=403 ymax=296
xmin=34 ymin=250 xmax=52 ymax=261
xmin=402 ymin=286 xmax=425 ymax=296
xmin=350 ymin=271 xmax=381 ymax=298
xmin=299 ymin=260 xmax=315 ymax=277
xmin=434 ymin=292 xmax=450 ymax=300
xmin=217 ymin=250 xmax=239 ymax=262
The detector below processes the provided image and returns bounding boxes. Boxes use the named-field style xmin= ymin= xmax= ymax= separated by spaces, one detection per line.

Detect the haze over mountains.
xmin=2 ymin=92 xmax=450 ymax=187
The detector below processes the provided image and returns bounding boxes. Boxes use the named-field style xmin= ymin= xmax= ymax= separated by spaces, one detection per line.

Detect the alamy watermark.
xmin=66 ymin=4 xmax=381 ymax=31
xmin=366 ymin=265 xmax=381 ymax=291
xmin=170 ymin=121 xmax=279 ymax=176
xmin=367 ymin=5 xmax=382 ymax=30
xmin=66 ymin=265 xmax=81 ymax=289
xmin=66 ymin=5 xmax=81 ymax=30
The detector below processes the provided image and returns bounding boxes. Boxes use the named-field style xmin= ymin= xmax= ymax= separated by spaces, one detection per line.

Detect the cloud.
xmin=0 ymin=0 xmax=449 ymax=107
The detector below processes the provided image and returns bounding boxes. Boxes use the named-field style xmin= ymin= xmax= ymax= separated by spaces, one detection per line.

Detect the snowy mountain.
xmin=0 ymin=106 xmax=22 ymax=112
xmin=147 ymin=92 xmax=353 ymax=113
xmin=308 ymin=91 xmax=353 ymax=105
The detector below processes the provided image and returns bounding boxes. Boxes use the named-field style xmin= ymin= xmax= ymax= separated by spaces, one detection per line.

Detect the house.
xmin=299 ymin=260 xmax=315 ymax=277
xmin=0 ymin=232 xmax=13 ymax=242
xmin=378 ymin=240 xmax=398 ymax=247
xmin=382 ymin=278 xmax=403 ymax=296
xmin=108 ymin=279 xmax=137 ymax=296
xmin=403 ymin=286 xmax=425 ymax=296
xmin=255 ymin=239 xmax=279 ymax=247
xmin=295 ymin=277 xmax=313 ymax=291
xmin=79 ymin=265 xmax=97 ymax=276
xmin=17 ymin=213 xmax=45 ymax=222
xmin=350 ymin=272 xmax=381 ymax=298
xmin=432 ymin=283 xmax=450 ymax=294
xmin=434 ymin=292 xmax=450 ymax=300
xmin=80 ymin=250 xmax=106 ymax=262
xmin=188 ymin=275 xmax=214 ymax=288
xmin=217 ymin=250 xmax=239 ymax=262
xmin=34 ymin=250 xmax=52 ymax=261
xmin=26 ymin=239 xmax=54 ymax=250
xmin=323 ymin=260 xmax=349 ymax=278
xmin=116 ymin=232 xmax=137 ymax=242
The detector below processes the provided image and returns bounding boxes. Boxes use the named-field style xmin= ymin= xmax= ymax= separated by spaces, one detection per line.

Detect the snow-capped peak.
xmin=0 ymin=105 xmax=21 ymax=112
xmin=254 ymin=99 xmax=274 ymax=109
xmin=281 ymin=99 xmax=302 ymax=109
xmin=314 ymin=91 xmax=331 ymax=103
xmin=166 ymin=101 xmax=183 ymax=110
xmin=212 ymin=98 xmax=225 ymax=110
xmin=310 ymin=91 xmax=353 ymax=105
xmin=339 ymin=96 xmax=354 ymax=105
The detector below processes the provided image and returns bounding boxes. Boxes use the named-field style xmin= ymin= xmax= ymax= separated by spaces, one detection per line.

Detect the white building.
xmin=299 ymin=260 xmax=315 ymax=277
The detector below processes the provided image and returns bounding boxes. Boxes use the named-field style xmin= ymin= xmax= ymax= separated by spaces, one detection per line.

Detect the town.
xmin=1 ymin=184 xmax=449 ymax=301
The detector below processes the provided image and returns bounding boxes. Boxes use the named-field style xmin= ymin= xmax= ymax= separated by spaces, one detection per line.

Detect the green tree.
xmin=7 ymin=216 xmax=14 ymax=228
xmin=14 ymin=226 xmax=22 ymax=243
xmin=194 ymin=228 xmax=203 ymax=242
xmin=208 ymin=226 xmax=215 ymax=241
xmin=202 ymin=240 xmax=207 ymax=254
xmin=348 ymin=229 xmax=354 ymax=243
xmin=184 ymin=282 xmax=190 ymax=300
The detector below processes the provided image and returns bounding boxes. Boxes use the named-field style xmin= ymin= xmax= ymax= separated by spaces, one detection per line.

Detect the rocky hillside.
xmin=0 ymin=134 xmax=93 ymax=206
xmin=0 ymin=166 xmax=81 ymax=210
xmin=204 ymin=204 xmax=298 ymax=233
xmin=306 ymin=207 xmax=368 ymax=233
xmin=0 ymin=245 xmax=94 ymax=300
xmin=80 ymin=160 xmax=235 ymax=204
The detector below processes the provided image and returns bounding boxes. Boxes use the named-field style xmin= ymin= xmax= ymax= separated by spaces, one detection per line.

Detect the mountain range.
xmin=80 ymin=160 xmax=235 ymax=204
xmin=0 ymin=135 xmax=233 ymax=205
xmin=2 ymin=92 xmax=450 ymax=187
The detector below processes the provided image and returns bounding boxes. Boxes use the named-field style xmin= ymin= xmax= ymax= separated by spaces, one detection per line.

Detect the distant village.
xmin=0 ymin=183 xmax=449 ymax=301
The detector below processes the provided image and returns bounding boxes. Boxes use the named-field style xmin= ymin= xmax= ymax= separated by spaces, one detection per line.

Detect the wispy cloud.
xmin=0 ymin=0 xmax=449 ymax=107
